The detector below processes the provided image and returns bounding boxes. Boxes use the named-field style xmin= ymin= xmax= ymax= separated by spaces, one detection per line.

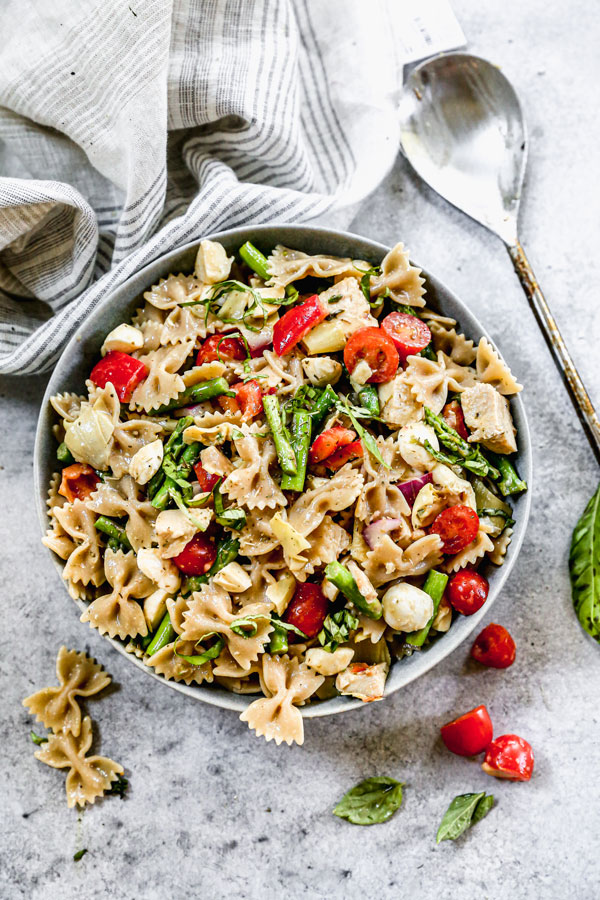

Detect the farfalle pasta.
xmin=43 ymin=237 xmax=527 ymax=745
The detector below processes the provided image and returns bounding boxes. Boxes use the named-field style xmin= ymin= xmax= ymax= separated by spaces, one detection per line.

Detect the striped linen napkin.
xmin=0 ymin=0 xmax=405 ymax=374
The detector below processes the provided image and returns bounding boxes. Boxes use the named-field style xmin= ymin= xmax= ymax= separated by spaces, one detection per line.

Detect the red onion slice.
xmin=397 ymin=472 xmax=433 ymax=508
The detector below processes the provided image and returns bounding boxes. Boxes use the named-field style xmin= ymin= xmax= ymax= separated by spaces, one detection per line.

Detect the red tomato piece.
xmin=429 ymin=505 xmax=479 ymax=554
xmin=381 ymin=312 xmax=431 ymax=360
xmin=471 ymin=623 xmax=516 ymax=668
xmin=218 ymin=380 xmax=264 ymax=420
xmin=482 ymin=734 xmax=534 ymax=781
xmin=193 ymin=461 xmax=220 ymax=494
xmin=273 ymin=295 xmax=326 ymax=355
xmin=447 ymin=569 xmax=489 ymax=615
xmin=172 ymin=533 xmax=217 ymax=575
xmin=442 ymin=400 xmax=469 ymax=441
xmin=440 ymin=704 xmax=494 ymax=756
xmin=344 ymin=327 xmax=399 ymax=384
xmin=89 ymin=351 xmax=149 ymax=403
xmin=283 ymin=582 xmax=329 ymax=639
xmin=308 ymin=427 xmax=356 ymax=466
xmin=325 ymin=439 xmax=363 ymax=471
xmin=196 ymin=334 xmax=246 ymax=366
xmin=58 ymin=463 xmax=100 ymax=502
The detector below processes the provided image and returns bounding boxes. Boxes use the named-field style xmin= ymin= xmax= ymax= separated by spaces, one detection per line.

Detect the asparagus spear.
xmin=324 ymin=561 xmax=382 ymax=620
xmin=280 ymin=409 xmax=311 ymax=491
xmin=239 ymin=241 xmax=271 ymax=282
xmin=404 ymin=569 xmax=449 ymax=648
xmin=56 ymin=442 xmax=75 ymax=465
xmin=263 ymin=394 xmax=297 ymax=475
xmin=151 ymin=442 xmax=202 ymax=511
xmin=153 ymin=377 xmax=234 ymax=415
xmin=94 ymin=516 xmax=132 ymax=552
xmin=358 ymin=385 xmax=380 ymax=417
xmin=486 ymin=452 xmax=528 ymax=496
xmin=309 ymin=384 xmax=337 ymax=431
xmin=144 ymin=611 xmax=175 ymax=655
xmin=424 ymin=407 xmax=500 ymax=480
xmin=268 ymin=622 xmax=290 ymax=654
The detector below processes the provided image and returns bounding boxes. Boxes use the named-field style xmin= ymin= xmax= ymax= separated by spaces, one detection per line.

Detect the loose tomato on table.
xmin=308 ymin=427 xmax=356 ymax=466
xmin=273 ymin=295 xmax=326 ymax=356
xmin=196 ymin=333 xmax=246 ymax=366
xmin=89 ymin=351 xmax=149 ymax=403
xmin=440 ymin=705 xmax=494 ymax=756
xmin=218 ymin=379 xmax=264 ymax=420
xmin=58 ymin=463 xmax=100 ymax=502
xmin=283 ymin=582 xmax=329 ymax=639
xmin=447 ymin=569 xmax=489 ymax=615
xmin=442 ymin=400 xmax=469 ymax=440
xmin=482 ymin=734 xmax=534 ymax=781
xmin=381 ymin=312 xmax=431 ymax=360
xmin=325 ymin=439 xmax=363 ymax=471
xmin=471 ymin=623 xmax=516 ymax=668
xmin=172 ymin=533 xmax=217 ymax=575
xmin=193 ymin=461 xmax=220 ymax=494
xmin=429 ymin=505 xmax=479 ymax=555
xmin=344 ymin=326 xmax=399 ymax=384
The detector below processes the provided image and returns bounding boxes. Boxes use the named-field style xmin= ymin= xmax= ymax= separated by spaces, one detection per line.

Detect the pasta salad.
xmin=43 ymin=238 xmax=527 ymax=746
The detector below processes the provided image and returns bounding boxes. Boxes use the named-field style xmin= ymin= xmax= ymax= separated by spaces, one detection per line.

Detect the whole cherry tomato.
xmin=471 ymin=623 xmax=516 ymax=668
xmin=344 ymin=326 xmax=399 ymax=384
xmin=273 ymin=295 xmax=326 ymax=355
xmin=89 ymin=351 xmax=149 ymax=403
xmin=447 ymin=569 xmax=489 ymax=615
xmin=429 ymin=505 xmax=479 ymax=554
xmin=283 ymin=582 xmax=329 ymax=639
xmin=196 ymin=333 xmax=246 ymax=366
xmin=440 ymin=704 xmax=494 ymax=756
xmin=193 ymin=461 xmax=220 ymax=494
xmin=381 ymin=311 xmax=431 ymax=360
xmin=324 ymin=439 xmax=363 ymax=471
xmin=442 ymin=400 xmax=469 ymax=440
xmin=309 ymin=427 xmax=356 ymax=465
xmin=172 ymin=533 xmax=217 ymax=575
xmin=482 ymin=734 xmax=534 ymax=781
xmin=58 ymin=463 xmax=100 ymax=502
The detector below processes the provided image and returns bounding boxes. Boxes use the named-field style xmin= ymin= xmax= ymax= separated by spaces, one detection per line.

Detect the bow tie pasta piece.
xmin=287 ymin=464 xmax=364 ymax=537
xmin=265 ymin=245 xmax=370 ymax=288
xmin=53 ymin=500 xmax=105 ymax=598
xmin=34 ymin=716 xmax=123 ymax=808
xmin=476 ymin=337 xmax=523 ymax=395
xmin=368 ymin=243 xmax=425 ymax=308
xmin=145 ymin=640 xmax=215 ymax=686
xmin=86 ymin=474 xmax=158 ymax=552
xmin=80 ymin=548 xmax=154 ymax=640
xmin=129 ymin=339 xmax=194 ymax=413
xmin=221 ymin=431 xmax=287 ymax=511
xmin=23 ymin=647 xmax=111 ymax=737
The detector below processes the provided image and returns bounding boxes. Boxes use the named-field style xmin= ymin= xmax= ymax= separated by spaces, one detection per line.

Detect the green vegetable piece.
xmin=263 ymin=394 xmax=297 ymax=475
xmin=106 ymin=774 xmax=129 ymax=799
xmin=333 ymin=776 xmax=404 ymax=826
xmin=336 ymin=397 xmax=389 ymax=470
xmin=230 ymin=615 xmax=269 ymax=638
xmin=30 ymin=730 xmax=48 ymax=746
xmin=486 ymin=451 xmax=527 ymax=496
xmin=56 ymin=442 xmax=75 ymax=465
xmin=182 ymin=538 xmax=240 ymax=595
xmin=73 ymin=849 xmax=88 ymax=862
xmin=436 ymin=792 xmax=494 ymax=843
xmin=570 ymin=484 xmax=600 ymax=642
xmin=325 ymin=561 xmax=382 ymax=619
xmin=424 ymin=407 xmax=499 ymax=480
xmin=94 ymin=516 xmax=132 ymax=552
xmin=145 ymin=612 xmax=175 ymax=656
xmin=317 ymin=609 xmax=359 ymax=653
xmin=280 ymin=409 xmax=311 ymax=491
xmin=151 ymin=441 xmax=202 ymax=511
xmin=239 ymin=240 xmax=271 ymax=281
xmin=268 ymin=622 xmax=289 ymax=654
xmin=358 ymin=385 xmax=380 ymax=417
xmin=153 ymin=377 xmax=234 ymax=415
xmin=214 ymin=484 xmax=246 ymax=531
xmin=404 ymin=569 xmax=449 ymax=648
xmin=419 ymin=343 xmax=437 ymax=361
xmin=310 ymin=385 xmax=338 ymax=431
xmin=472 ymin=476 xmax=513 ymax=533
xmin=174 ymin=634 xmax=225 ymax=665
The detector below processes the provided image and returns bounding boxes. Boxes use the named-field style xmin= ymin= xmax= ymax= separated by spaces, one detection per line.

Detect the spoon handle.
xmin=508 ymin=241 xmax=600 ymax=464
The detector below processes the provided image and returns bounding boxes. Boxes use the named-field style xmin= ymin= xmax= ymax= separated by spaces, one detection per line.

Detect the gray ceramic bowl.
xmin=34 ymin=224 xmax=532 ymax=718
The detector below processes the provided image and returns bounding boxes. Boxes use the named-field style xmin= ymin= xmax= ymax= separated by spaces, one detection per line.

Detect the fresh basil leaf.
xmin=106 ymin=774 xmax=129 ymax=799
xmin=318 ymin=609 xmax=360 ymax=652
xmin=174 ymin=635 xmax=225 ymax=665
xmin=230 ymin=614 xmax=269 ymax=638
xmin=336 ymin=397 xmax=389 ymax=469
xmin=333 ymin=776 xmax=404 ymax=826
xmin=436 ymin=792 xmax=494 ymax=843
xmin=30 ymin=730 xmax=48 ymax=745
xmin=214 ymin=484 xmax=247 ymax=531
xmin=270 ymin=617 xmax=308 ymax=639
xmin=570 ymin=483 xmax=600 ymax=642
xmin=477 ymin=507 xmax=515 ymax=530
xmin=392 ymin=303 xmax=418 ymax=315
xmin=73 ymin=849 xmax=88 ymax=862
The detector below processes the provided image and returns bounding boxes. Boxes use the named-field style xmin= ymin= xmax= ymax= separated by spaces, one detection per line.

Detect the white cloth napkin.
xmin=0 ymin=0 xmax=404 ymax=374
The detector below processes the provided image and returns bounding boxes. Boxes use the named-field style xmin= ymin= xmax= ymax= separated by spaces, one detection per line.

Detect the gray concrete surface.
xmin=2 ymin=2 xmax=599 ymax=898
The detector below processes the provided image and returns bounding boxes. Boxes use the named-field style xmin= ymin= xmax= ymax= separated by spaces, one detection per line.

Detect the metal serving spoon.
xmin=399 ymin=52 xmax=600 ymax=463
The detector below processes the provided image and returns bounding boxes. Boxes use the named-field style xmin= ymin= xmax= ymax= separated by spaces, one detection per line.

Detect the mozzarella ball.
xmin=382 ymin=582 xmax=433 ymax=632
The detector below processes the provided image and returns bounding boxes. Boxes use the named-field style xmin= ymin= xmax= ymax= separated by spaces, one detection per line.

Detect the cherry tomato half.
xmin=58 ymin=463 xmax=100 ymax=502
xmin=447 ymin=569 xmax=489 ymax=615
xmin=172 ymin=533 xmax=217 ymax=575
xmin=283 ymin=582 xmax=329 ymax=639
xmin=442 ymin=400 xmax=469 ymax=441
xmin=471 ymin=623 xmax=516 ymax=668
xmin=381 ymin=311 xmax=431 ymax=360
xmin=193 ymin=461 xmax=220 ymax=494
xmin=344 ymin=327 xmax=399 ymax=384
xmin=273 ymin=295 xmax=326 ymax=356
xmin=440 ymin=704 xmax=494 ymax=756
xmin=429 ymin=505 xmax=479 ymax=554
xmin=325 ymin=439 xmax=363 ymax=471
xmin=90 ymin=351 xmax=149 ymax=403
xmin=308 ymin=427 xmax=356 ymax=465
xmin=196 ymin=334 xmax=246 ymax=366
xmin=482 ymin=734 xmax=534 ymax=781
xmin=218 ymin=379 xmax=264 ymax=420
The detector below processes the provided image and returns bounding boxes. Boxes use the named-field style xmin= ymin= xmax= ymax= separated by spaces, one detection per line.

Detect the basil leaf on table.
xmin=436 ymin=792 xmax=494 ymax=843
xmin=333 ymin=776 xmax=404 ymax=825
xmin=569 ymin=483 xmax=600 ymax=642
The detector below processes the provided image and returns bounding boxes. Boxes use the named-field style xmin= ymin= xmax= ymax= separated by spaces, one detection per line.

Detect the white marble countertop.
xmin=2 ymin=3 xmax=600 ymax=898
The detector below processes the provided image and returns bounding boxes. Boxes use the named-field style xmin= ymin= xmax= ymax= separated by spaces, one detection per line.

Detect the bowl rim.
xmin=34 ymin=223 xmax=532 ymax=718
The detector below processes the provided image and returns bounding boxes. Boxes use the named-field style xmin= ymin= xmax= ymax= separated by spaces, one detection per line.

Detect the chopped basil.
xmin=106 ymin=774 xmax=129 ymax=799
xmin=436 ymin=792 xmax=494 ymax=843
xmin=317 ymin=609 xmax=359 ymax=652
xmin=333 ymin=777 xmax=404 ymax=826
xmin=174 ymin=635 xmax=225 ymax=665
xmin=30 ymin=730 xmax=48 ymax=746
xmin=73 ymin=849 xmax=88 ymax=862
